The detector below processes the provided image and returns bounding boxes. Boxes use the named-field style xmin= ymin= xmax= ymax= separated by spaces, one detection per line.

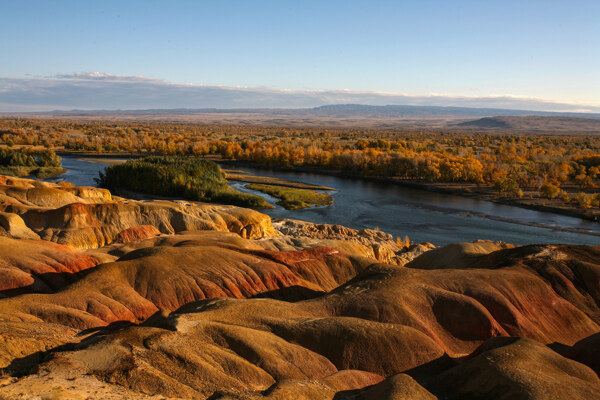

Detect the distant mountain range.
xmin=310 ymin=105 xmax=600 ymax=118
xmin=5 ymin=104 xmax=600 ymax=132
xmin=31 ymin=104 xmax=600 ymax=118
xmin=455 ymin=116 xmax=600 ymax=132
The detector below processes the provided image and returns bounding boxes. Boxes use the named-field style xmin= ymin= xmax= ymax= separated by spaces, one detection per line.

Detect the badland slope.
xmin=0 ymin=176 xmax=598 ymax=399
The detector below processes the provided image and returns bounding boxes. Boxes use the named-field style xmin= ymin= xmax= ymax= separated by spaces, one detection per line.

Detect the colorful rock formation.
xmin=0 ymin=175 xmax=598 ymax=399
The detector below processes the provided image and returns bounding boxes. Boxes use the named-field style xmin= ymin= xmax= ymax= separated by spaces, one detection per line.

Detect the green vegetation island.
xmin=95 ymin=156 xmax=273 ymax=209
xmin=0 ymin=147 xmax=65 ymax=178
xmin=94 ymin=156 xmax=334 ymax=210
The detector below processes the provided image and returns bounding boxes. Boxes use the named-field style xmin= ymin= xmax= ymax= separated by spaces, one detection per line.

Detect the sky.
xmin=1 ymin=0 xmax=599 ymax=111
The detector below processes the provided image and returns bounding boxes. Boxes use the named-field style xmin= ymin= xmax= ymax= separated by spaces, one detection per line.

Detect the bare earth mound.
xmin=0 ymin=176 xmax=598 ymax=399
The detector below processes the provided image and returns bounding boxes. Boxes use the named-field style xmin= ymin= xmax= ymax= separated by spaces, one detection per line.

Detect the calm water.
xmin=50 ymin=157 xmax=600 ymax=246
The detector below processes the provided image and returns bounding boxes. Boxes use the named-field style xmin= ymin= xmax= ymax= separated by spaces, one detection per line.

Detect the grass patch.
xmin=96 ymin=156 xmax=273 ymax=209
xmin=222 ymin=169 xmax=253 ymax=175
xmin=78 ymin=158 xmax=127 ymax=165
xmin=0 ymin=165 xmax=65 ymax=178
xmin=227 ymin=172 xmax=333 ymax=190
xmin=245 ymin=183 xmax=333 ymax=210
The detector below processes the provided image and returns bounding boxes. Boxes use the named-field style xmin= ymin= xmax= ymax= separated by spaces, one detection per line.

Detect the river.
xmin=53 ymin=157 xmax=600 ymax=246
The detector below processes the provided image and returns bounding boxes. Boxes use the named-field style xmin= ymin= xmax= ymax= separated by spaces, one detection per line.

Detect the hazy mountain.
xmin=456 ymin=116 xmax=600 ymax=131
xmin=21 ymin=104 xmax=600 ymax=119
xmin=6 ymin=104 xmax=600 ymax=132
xmin=307 ymin=105 xmax=600 ymax=118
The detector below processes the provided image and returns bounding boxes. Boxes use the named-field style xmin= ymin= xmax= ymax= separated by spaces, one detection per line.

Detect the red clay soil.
xmin=115 ymin=225 xmax=161 ymax=243
xmin=0 ymin=236 xmax=99 ymax=295
xmin=0 ymin=236 xmax=598 ymax=398
xmin=0 ymin=176 xmax=599 ymax=399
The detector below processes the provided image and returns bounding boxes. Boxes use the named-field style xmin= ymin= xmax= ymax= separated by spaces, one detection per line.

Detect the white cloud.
xmin=1 ymin=73 xmax=599 ymax=113
xmin=47 ymin=72 xmax=163 ymax=82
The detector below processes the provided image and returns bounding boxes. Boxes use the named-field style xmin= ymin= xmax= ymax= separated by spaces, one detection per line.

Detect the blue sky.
xmin=1 ymin=0 xmax=599 ymax=110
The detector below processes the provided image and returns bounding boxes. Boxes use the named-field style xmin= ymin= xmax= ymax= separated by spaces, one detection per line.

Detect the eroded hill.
xmin=0 ymin=175 xmax=598 ymax=399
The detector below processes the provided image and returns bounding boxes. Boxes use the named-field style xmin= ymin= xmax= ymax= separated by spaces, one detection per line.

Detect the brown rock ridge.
xmin=3 ymin=281 xmax=599 ymax=399
xmin=0 ymin=175 xmax=276 ymax=249
xmin=0 ymin=176 xmax=598 ymax=399
xmin=272 ymin=218 xmax=435 ymax=265
xmin=115 ymin=225 xmax=161 ymax=244
xmin=4 ymin=336 xmax=598 ymax=399
xmin=0 ymin=320 xmax=77 ymax=370
xmin=0 ymin=231 xmax=373 ymax=329
xmin=0 ymin=236 xmax=99 ymax=296
xmin=0 ymin=236 xmax=598 ymax=399
xmin=405 ymin=239 xmax=514 ymax=269
xmin=0 ymin=212 xmax=40 ymax=240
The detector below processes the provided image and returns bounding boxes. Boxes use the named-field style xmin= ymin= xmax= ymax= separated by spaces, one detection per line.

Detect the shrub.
xmin=494 ymin=177 xmax=522 ymax=198
xmin=575 ymin=193 xmax=593 ymax=209
xmin=539 ymin=183 xmax=561 ymax=199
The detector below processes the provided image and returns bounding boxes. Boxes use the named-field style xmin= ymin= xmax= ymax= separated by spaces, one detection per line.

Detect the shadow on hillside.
xmin=0 ymin=269 xmax=97 ymax=299
xmin=250 ymin=285 xmax=325 ymax=302
xmin=1 ymin=320 xmax=140 ymax=377
xmin=77 ymin=320 xmax=137 ymax=337
xmin=0 ymin=340 xmax=78 ymax=378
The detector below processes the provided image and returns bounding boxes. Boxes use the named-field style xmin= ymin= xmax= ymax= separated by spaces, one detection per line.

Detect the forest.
xmin=1 ymin=118 xmax=599 ymax=213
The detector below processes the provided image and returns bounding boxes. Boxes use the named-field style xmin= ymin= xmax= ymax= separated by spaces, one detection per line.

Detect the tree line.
xmin=1 ymin=118 xmax=599 ymax=209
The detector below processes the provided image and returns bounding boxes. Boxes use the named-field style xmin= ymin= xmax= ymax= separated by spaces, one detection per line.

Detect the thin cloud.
xmin=1 ymin=73 xmax=599 ymax=113
xmin=48 ymin=72 xmax=164 ymax=82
